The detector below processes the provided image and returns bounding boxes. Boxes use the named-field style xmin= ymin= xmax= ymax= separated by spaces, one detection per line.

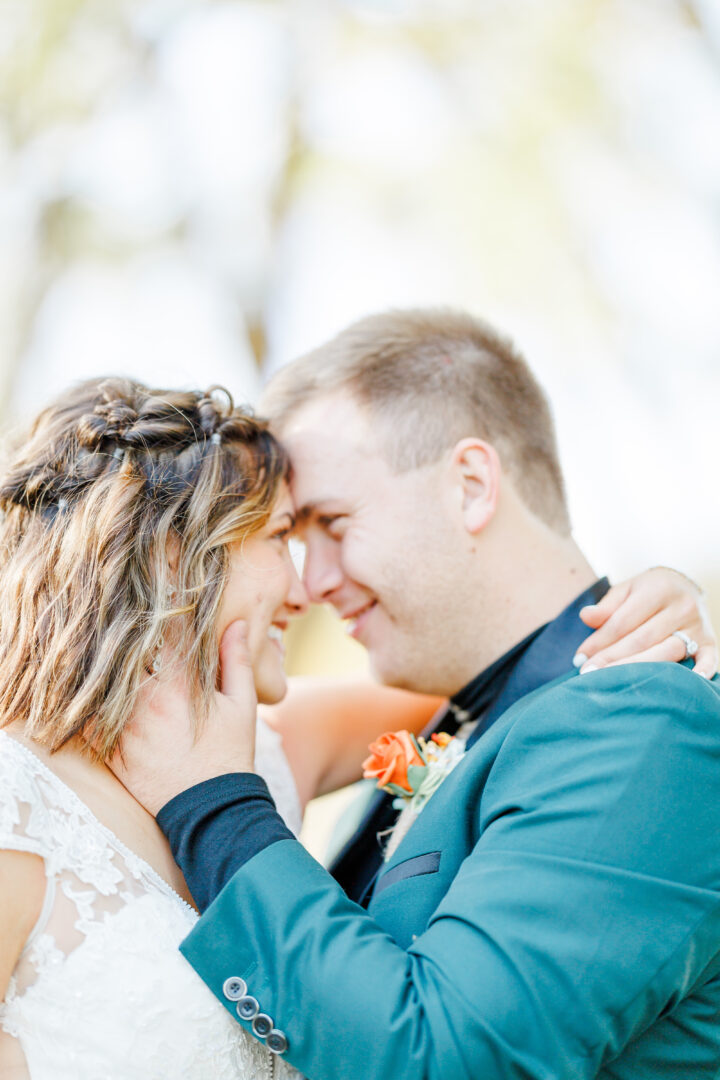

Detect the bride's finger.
xmin=578 ymin=580 xmax=633 ymax=632
xmin=219 ymin=619 xmax=255 ymax=702
xmin=577 ymin=608 xmax=691 ymax=670
xmin=690 ymin=644 xmax=717 ymax=680
xmin=579 ymin=633 xmax=686 ymax=672
xmin=576 ymin=592 xmax=662 ymax=664
xmin=578 ymin=634 xmax=715 ymax=674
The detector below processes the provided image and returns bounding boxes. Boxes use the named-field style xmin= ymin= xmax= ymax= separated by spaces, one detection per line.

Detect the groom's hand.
xmin=109 ymin=620 xmax=257 ymax=816
xmin=575 ymin=567 xmax=717 ymax=678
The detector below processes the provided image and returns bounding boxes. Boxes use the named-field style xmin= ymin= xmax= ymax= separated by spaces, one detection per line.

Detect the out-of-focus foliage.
xmin=0 ymin=0 xmax=718 ymax=615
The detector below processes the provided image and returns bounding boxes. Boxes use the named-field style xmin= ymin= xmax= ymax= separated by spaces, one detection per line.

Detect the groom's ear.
xmin=449 ymin=438 xmax=500 ymax=535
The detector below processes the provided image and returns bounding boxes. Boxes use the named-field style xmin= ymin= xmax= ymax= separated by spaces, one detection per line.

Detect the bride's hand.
xmin=109 ymin=621 xmax=257 ymax=816
xmin=574 ymin=567 xmax=717 ymax=678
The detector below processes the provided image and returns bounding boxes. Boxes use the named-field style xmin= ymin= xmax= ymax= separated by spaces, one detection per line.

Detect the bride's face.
xmin=216 ymin=484 xmax=308 ymax=704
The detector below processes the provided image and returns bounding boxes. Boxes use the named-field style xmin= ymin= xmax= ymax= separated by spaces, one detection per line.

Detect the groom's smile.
xmin=280 ymin=392 xmax=484 ymax=697
xmin=342 ymin=600 xmax=377 ymax=641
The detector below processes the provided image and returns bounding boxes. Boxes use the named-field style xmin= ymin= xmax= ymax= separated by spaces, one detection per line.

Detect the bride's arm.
xmin=261 ymin=680 xmax=443 ymax=808
xmin=0 ymin=850 xmax=45 ymax=1079
xmin=0 ymin=850 xmax=45 ymax=998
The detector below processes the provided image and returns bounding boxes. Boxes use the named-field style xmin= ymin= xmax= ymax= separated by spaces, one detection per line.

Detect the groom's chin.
xmin=368 ymin=653 xmax=416 ymax=693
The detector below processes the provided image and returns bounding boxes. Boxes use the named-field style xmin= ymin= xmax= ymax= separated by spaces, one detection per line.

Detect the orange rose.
xmin=362 ymin=730 xmax=426 ymax=794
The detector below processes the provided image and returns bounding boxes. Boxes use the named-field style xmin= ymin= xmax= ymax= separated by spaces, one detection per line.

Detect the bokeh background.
xmin=2 ymin=0 xmax=719 ymax=849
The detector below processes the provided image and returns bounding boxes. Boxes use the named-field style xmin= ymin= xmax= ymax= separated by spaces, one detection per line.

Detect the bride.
xmin=0 ymin=376 xmax=446 ymax=1080
xmin=0 ymin=377 xmax=713 ymax=1079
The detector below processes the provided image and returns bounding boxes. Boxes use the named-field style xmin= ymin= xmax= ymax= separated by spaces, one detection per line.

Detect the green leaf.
xmin=409 ymin=733 xmax=427 ymax=763
xmin=406 ymin=764 xmax=428 ymax=793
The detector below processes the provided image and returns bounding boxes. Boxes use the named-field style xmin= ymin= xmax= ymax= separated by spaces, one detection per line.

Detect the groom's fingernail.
xmin=580 ymin=663 xmax=599 ymax=674
xmin=573 ymin=652 xmax=588 ymax=669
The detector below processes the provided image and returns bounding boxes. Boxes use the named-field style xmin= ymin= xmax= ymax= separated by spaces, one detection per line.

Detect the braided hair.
xmin=0 ymin=377 xmax=288 ymax=758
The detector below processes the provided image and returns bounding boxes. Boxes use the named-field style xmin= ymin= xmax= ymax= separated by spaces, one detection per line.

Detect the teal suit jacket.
xmin=182 ymin=664 xmax=720 ymax=1079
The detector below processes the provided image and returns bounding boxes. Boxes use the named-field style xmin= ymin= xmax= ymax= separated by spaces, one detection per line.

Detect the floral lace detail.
xmin=25 ymin=936 xmax=64 ymax=978
xmin=0 ymin=732 xmax=302 ymax=1080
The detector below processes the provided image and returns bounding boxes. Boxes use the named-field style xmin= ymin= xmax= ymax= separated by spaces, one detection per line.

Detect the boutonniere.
xmin=362 ymin=729 xmax=465 ymax=816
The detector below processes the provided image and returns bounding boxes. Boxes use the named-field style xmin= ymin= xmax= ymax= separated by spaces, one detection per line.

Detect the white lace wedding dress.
xmin=0 ymin=723 xmax=303 ymax=1080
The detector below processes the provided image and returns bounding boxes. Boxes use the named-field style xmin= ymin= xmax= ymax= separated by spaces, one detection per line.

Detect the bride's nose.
xmin=285 ymin=559 xmax=309 ymax=617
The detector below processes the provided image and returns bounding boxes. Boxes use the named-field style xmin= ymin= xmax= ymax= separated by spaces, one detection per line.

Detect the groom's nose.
xmin=302 ymin=538 xmax=345 ymax=604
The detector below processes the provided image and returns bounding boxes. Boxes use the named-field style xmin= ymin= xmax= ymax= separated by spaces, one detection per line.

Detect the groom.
xmin=125 ymin=310 xmax=720 ymax=1078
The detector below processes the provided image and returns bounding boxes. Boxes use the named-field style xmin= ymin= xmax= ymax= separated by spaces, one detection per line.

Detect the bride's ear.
xmin=448 ymin=438 xmax=500 ymax=535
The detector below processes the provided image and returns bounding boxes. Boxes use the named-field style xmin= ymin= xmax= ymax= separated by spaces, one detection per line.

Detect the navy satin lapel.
xmin=466 ymin=577 xmax=609 ymax=749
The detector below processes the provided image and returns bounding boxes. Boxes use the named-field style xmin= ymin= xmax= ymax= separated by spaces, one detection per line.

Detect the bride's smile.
xmin=216 ymin=484 xmax=308 ymax=706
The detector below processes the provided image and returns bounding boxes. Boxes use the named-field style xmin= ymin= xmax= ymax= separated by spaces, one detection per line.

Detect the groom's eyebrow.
xmin=295 ymin=501 xmax=323 ymax=523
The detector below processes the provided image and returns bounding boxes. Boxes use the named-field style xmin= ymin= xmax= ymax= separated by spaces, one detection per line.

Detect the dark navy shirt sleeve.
xmin=156 ymin=773 xmax=294 ymax=912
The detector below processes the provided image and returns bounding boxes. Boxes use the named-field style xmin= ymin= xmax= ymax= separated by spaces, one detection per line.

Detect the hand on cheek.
xmin=108 ymin=620 xmax=258 ymax=816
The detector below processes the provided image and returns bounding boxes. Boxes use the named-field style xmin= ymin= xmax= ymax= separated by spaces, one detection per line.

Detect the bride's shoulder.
xmin=0 ymin=729 xmax=46 ymax=806
xmin=0 ymin=730 xmax=80 ymax=861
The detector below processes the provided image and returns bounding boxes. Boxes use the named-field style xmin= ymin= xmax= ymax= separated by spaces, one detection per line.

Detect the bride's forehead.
xmin=270 ymin=484 xmax=296 ymax=518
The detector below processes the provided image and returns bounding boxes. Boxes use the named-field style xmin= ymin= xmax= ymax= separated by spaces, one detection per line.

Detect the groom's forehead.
xmin=286 ymin=437 xmax=395 ymax=525
xmin=288 ymin=444 xmax=379 ymax=516
xmin=283 ymin=397 xmax=380 ymax=472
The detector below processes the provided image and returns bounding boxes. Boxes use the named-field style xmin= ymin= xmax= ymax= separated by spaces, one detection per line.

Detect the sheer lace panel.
xmin=0 ymin=733 xmax=184 ymax=1004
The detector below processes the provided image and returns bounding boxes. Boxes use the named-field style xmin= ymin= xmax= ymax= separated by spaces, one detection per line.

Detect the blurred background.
xmin=2 ymin=0 xmax=719 ymax=850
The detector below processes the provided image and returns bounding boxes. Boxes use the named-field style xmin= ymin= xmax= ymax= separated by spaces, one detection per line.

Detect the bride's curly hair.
xmin=0 ymin=377 xmax=288 ymax=759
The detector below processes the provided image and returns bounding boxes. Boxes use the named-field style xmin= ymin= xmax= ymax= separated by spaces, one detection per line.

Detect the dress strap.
xmin=21 ymin=874 xmax=56 ymax=956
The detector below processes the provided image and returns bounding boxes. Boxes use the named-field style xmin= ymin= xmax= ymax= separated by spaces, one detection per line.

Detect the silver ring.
xmin=672 ymin=630 xmax=698 ymax=660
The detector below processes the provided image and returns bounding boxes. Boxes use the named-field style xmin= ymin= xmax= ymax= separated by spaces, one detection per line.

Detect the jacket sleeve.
xmin=179 ymin=665 xmax=720 ymax=1080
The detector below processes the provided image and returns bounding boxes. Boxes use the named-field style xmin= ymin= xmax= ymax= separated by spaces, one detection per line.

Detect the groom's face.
xmin=282 ymin=393 xmax=468 ymax=696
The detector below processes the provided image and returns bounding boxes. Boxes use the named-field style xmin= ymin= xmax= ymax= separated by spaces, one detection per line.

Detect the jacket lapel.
xmin=465 ymin=577 xmax=609 ymax=749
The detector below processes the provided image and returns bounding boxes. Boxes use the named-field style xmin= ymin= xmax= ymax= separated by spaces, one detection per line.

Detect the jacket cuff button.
xmin=252 ymin=1013 xmax=273 ymax=1038
xmin=222 ymin=977 xmax=247 ymax=1002
xmin=236 ymin=995 xmax=260 ymax=1020
xmin=266 ymin=1029 xmax=288 ymax=1054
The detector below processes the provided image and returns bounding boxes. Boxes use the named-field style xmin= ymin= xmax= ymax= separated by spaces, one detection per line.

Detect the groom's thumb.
xmin=219 ymin=620 xmax=255 ymax=700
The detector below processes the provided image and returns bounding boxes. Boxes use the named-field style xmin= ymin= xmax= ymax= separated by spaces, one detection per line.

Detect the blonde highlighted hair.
xmin=0 ymin=377 xmax=288 ymax=759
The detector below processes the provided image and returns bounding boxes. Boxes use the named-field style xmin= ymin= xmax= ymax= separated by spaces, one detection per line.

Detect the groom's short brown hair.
xmin=262 ymin=308 xmax=571 ymax=535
